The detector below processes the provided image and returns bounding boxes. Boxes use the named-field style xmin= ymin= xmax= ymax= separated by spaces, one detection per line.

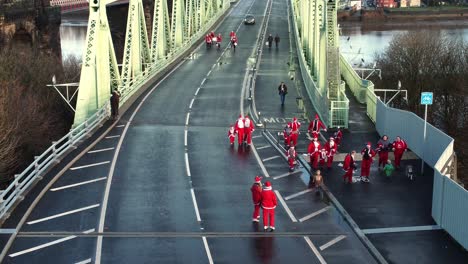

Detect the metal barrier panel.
xmin=366 ymin=87 xmax=377 ymax=123
xmin=340 ymin=54 xmax=372 ymax=104
xmin=432 ymin=170 xmax=443 ymax=224
xmin=441 ymin=177 xmax=468 ymax=249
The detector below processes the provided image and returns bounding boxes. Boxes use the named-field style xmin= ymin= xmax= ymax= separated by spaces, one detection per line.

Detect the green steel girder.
xmin=73 ymin=0 xmax=121 ymax=127
xmin=185 ymin=0 xmax=197 ymax=38
xmin=121 ymin=0 xmax=151 ymax=88
xmin=171 ymin=0 xmax=185 ymax=48
xmin=151 ymin=0 xmax=171 ymax=61
xmin=326 ymin=0 xmax=340 ymax=100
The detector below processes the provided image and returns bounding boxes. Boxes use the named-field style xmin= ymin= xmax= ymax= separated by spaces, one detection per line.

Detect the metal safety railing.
xmin=0 ymin=3 xmax=229 ymax=223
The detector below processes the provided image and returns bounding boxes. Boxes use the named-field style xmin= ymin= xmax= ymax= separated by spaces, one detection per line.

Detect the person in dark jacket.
xmin=274 ymin=34 xmax=280 ymax=48
xmin=267 ymin=34 xmax=273 ymax=49
xmin=110 ymin=89 xmax=121 ymax=120
xmin=278 ymin=81 xmax=288 ymax=106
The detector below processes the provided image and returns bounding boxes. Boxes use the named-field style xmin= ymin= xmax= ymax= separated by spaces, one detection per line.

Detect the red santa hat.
xmin=313 ymin=136 xmax=318 ymax=141
xmin=264 ymin=181 xmax=272 ymax=190
xmin=239 ymin=114 xmax=243 ymax=118
xmin=254 ymin=176 xmax=262 ymax=183
xmin=245 ymin=115 xmax=249 ymax=119
xmin=367 ymin=142 xmax=371 ymax=146
xmin=315 ymin=114 xmax=319 ymax=119
xmin=293 ymin=117 xmax=297 ymax=121
xmin=330 ymin=137 xmax=334 ymax=141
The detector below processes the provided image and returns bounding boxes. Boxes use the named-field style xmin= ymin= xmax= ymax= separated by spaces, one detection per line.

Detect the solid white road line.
xmin=27 ymin=204 xmax=100 ymax=225
xmin=274 ymin=190 xmax=297 ymax=222
xmin=195 ymin=87 xmax=201 ymax=95
xmin=262 ymin=155 xmax=280 ymax=162
xmin=185 ymin=153 xmax=191 ymax=177
xmin=250 ymin=144 xmax=270 ymax=178
xmin=299 ymin=206 xmax=331 ymax=223
xmin=256 ymin=145 xmax=271 ymax=150
xmin=362 ymin=225 xmax=442 ymax=234
xmin=304 ymin=237 xmax=327 ymax=264
xmin=50 ymin=177 xmax=107 ymax=192
xmin=252 ymin=135 xmax=262 ymax=139
xmin=105 ymin=135 xmax=120 ymax=139
xmin=9 ymin=229 xmax=94 ymax=258
xmin=189 ymin=98 xmax=195 ymax=109
xmin=184 ymin=130 xmax=188 ymax=147
xmin=88 ymin=148 xmax=115 ymax=154
xmin=202 ymin=237 xmax=214 ymax=264
xmin=191 ymin=188 xmax=201 ymax=222
xmin=70 ymin=161 xmax=110 ymax=171
xmin=284 ymin=189 xmax=314 ymax=200
xmin=116 ymin=125 xmax=125 ymax=128
xmin=272 ymin=170 xmax=301 ymax=180
xmin=0 ymin=229 xmax=16 ymax=234
xmin=319 ymin=235 xmax=346 ymax=251
xmin=185 ymin=113 xmax=191 ymax=126
xmin=75 ymin=258 xmax=92 ymax=264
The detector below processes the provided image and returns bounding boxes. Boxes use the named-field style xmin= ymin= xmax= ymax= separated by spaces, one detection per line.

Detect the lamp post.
xmin=420 ymin=92 xmax=433 ymax=175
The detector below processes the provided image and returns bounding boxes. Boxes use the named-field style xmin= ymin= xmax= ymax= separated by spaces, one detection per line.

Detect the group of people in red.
xmin=251 ymin=176 xmax=277 ymax=232
xmin=228 ymin=114 xmax=255 ymax=147
xmin=342 ymin=135 xmax=408 ymax=183
xmin=205 ymin=31 xmax=238 ymax=50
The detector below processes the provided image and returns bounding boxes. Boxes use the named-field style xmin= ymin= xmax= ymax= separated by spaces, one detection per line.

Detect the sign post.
xmin=420 ymin=92 xmax=433 ymax=174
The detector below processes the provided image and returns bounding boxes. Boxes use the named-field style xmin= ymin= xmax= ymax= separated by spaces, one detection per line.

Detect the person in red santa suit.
xmin=376 ymin=135 xmax=391 ymax=169
xmin=228 ymin=124 xmax=236 ymax=146
xmin=307 ymin=136 xmax=322 ymax=170
xmin=230 ymin=31 xmax=236 ymax=39
xmin=251 ymin=176 xmax=263 ymax=222
xmin=244 ymin=115 xmax=255 ymax=145
xmin=287 ymin=146 xmax=297 ymax=172
xmin=361 ymin=142 xmax=376 ymax=182
xmin=216 ymin=33 xmax=222 ymax=49
xmin=234 ymin=114 xmax=245 ymax=147
xmin=308 ymin=114 xmax=327 ymax=139
xmin=334 ymin=127 xmax=343 ymax=147
xmin=210 ymin=31 xmax=215 ymax=39
xmin=290 ymin=117 xmax=301 ymax=147
xmin=324 ymin=137 xmax=337 ymax=170
xmin=261 ymin=181 xmax=277 ymax=232
xmin=343 ymin=151 xmax=357 ymax=183
xmin=205 ymin=34 xmax=212 ymax=48
xmin=391 ymin=136 xmax=407 ymax=169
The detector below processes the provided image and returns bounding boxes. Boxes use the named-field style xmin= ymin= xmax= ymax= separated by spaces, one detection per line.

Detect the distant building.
xmin=377 ymin=0 xmax=397 ymax=8
xmin=350 ymin=0 xmax=362 ymax=10
xmin=400 ymin=0 xmax=421 ymax=7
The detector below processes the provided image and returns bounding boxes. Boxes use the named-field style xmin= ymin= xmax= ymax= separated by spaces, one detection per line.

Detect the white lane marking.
xmin=274 ymin=190 xmax=297 ymax=222
xmin=362 ymin=225 xmax=442 ymax=234
xmin=262 ymin=155 xmax=281 ymax=162
xmin=105 ymin=135 xmax=120 ymax=139
xmin=185 ymin=113 xmax=191 ymax=126
xmin=252 ymin=135 xmax=262 ymax=139
xmin=304 ymin=237 xmax=327 ymax=264
xmin=185 ymin=153 xmax=191 ymax=177
xmin=75 ymin=258 xmax=92 ymax=264
xmin=202 ymin=237 xmax=214 ymax=264
xmin=70 ymin=161 xmax=110 ymax=171
xmin=251 ymin=144 xmax=270 ymax=178
xmin=189 ymin=98 xmax=195 ymax=109
xmin=9 ymin=229 xmax=94 ymax=258
xmin=88 ymin=147 xmax=115 ymax=154
xmin=319 ymin=235 xmax=346 ymax=251
xmin=195 ymin=87 xmax=201 ymax=95
xmin=0 ymin=229 xmax=16 ymax=234
xmin=50 ymin=177 xmax=107 ymax=192
xmin=191 ymin=188 xmax=201 ymax=222
xmin=27 ymin=204 xmax=100 ymax=225
xmin=116 ymin=125 xmax=125 ymax=128
xmin=284 ymin=189 xmax=314 ymax=200
xmin=96 ymin=58 xmax=187 ymax=264
xmin=207 ymin=70 xmax=212 ymax=76
xmin=184 ymin=130 xmax=188 ymax=147
xmin=272 ymin=170 xmax=302 ymax=180
xmin=299 ymin=206 xmax=331 ymax=223
xmin=201 ymin=78 xmax=206 ymax=86
xmin=211 ymin=64 xmax=216 ymax=70
xmin=256 ymin=145 xmax=271 ymax=150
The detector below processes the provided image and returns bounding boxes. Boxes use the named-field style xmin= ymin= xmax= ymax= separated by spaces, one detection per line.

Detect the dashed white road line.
xmin=207 ymin=70 xmax=212 ymax=76
xmin=201 ymin=78 xmax=206 ymax=86
xmin=262 ymin=155 xmax=281 ymax=162
xmin=274 ymin=190 xmax=297 ymax=222
xmin=202 ymin=237 xmax=214 ymax=264
xmin=75 ymin=258 xmax=92 ymax=264
xmin=184 ymin=130 xmax=188 ymax=147
xmin=189 ymin=98 xmax=195 ymax=109
xmin=185 ymin=153 xmax=191 ymax=177
xmin=195 ymin=87 xmax=201 ymax=95
xmin=116 ymin=125 xmax=125 ymax=128
xmin=50 ymin=177 xmax=107 ymax=192
xmin=70 ymin=161 xmax=110 ymax=171
xmin=9 ymin=229 xmax=95 ymax=258
xmin=105 ymin=135 xmax=120 ymax=139
xmin=88 ymin=148 xmax=115 ymax=154
xmin=256 ymin=145 xmax=271 ymax=150
xmin=252 ymin=135 xmax=262 ymax=139
xmin=191 ymin=188 xmax=201 ymax=222
xmin=304 ymin=236 xmax=327 ymax=264
xmin=319 ymin=235 xmax=346 ymax=251
xmin=299 ymin=206 xmax=331 ymax=223
xmin=27 ymin=204 xmax=100 ymax=225
xmin=185 ymin=113 xmax=191 ymax=126
xmin=272 ymin=170 xmax=301 ymax=180
xmin=284 ymin=189 xmax=314 ymax=200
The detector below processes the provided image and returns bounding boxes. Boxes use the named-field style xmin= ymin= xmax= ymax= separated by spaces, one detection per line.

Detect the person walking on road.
xmin=261 ymin=181 xmax=277 ymax=232
xmin=360 ymin=142 xmax=376 ymax=183
xmin=290 ymin=117 xmax=301 ymax=147
xmin=343 ymin=150 xmax=357 ymax=184
xmin=110 ymin=88 xmax=121 ymax=120
xmin=251 ymin=176 xmax=263 ymax=222
xmin=308 ymin=114 xmax=327 ymax=139
xmin=274 ymin=34 xmax=280 ymax=48
xmin=376 ymin=135 xmax=391 ymax=169
xmin=324 ymin=137 xmax=337 ymax=170
xmin=244 ymin=115 xmax=255 ymax=146
xmin=383 ymin=160 xmax=395 ymax=178
xmin=392 ymin=136 xmax=407 ymax=169
xmin=278 ymin=81 xmax=288 ymax=106
xmin=307 ymin=136 xmax=322 ymax=170
xmin=228 ymin=124 xmax=236 ymax=146
xmin=312 ymin=170 xmax=324 ymax=199
xmin=287 ymin=146 xmax=297 ymax=172
xmin=283 ymin=122 xmax=292 ymax=149
xmin=235 ymin=115 xmax=245 ymax=147
xmin=267 ymin=34 xmax=273 ymax=49
xmin=334 ymin=127 xmax=343 ymax=147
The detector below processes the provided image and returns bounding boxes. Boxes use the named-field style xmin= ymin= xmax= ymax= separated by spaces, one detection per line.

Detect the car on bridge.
xmin=244 ymin=15 xmax=255 ymax=25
